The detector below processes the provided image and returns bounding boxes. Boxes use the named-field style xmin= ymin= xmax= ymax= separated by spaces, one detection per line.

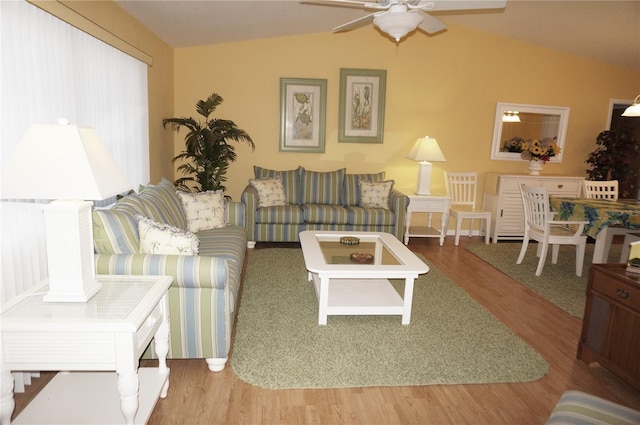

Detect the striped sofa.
xmin=93 ymin=178 xmax=247 ymax=372
xmin=546 ymin=390 xmax=640 ymax=424
xmin=241 ymin=166 xmax=409 ymax=245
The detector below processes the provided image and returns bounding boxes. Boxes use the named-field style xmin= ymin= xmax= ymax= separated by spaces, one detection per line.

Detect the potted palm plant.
xmin=163 ymin=93 xmax=254 ymax=194
xmin=585 ymin=128 xmax=639 ymax=199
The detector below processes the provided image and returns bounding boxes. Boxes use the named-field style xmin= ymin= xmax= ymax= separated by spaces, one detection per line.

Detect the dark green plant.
xmin=163 ymin=93 xmax=254 ymax=193
xmin=585 ymin=128 xmax=639 ymax=199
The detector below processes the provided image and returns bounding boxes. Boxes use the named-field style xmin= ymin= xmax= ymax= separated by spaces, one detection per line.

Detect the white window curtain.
xmin=1 ymin=0 xmax=150 ymax=306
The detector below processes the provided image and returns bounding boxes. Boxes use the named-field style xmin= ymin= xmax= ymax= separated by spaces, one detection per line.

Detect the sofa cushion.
xmin=254 ymin=166 xmax=301 ymax=205
xmin=177 ymin=190 xmax=226 ymax=232
xmin=300 ymin=167 xmax=346 ymax=205
xmin=347 ymin=206 xmax=396 ymax=226
xmin=113 ymin=192 xmax=149 ymax=217
xmin=93 ymin=208 xmax=140 ymax=254
xmin=249 ymin=177 xmax=288 ymax=207
xmin=197 ymin=225 xmax=247 ymax=267
xmin=359 ymin=179 xmax=394 ymax=209
xmin=137 ymin=216 xmax=199 ymax=255
xmin=302 ymin=204 xmax=350 ymax=225
xmin=343 ymin=172 xmax=385 ymax=206
xmin=255 ymin=205 xmax=304 ymax=224
xmin=138 ymin=178 xmax=187 ymax=229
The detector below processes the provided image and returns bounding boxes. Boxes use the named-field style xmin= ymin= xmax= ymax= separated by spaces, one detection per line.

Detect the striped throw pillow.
xmin=300 ymin=167 xmax=346 ymax=205
xmin=93 ymin=209 xmax=139 ymax=254
xmin=138 ymin=178 xmax=187 ymax=229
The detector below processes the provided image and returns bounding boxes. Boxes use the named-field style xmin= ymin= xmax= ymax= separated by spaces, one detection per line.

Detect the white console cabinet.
xmin=483 ymin=173 xmax=584 ymax=242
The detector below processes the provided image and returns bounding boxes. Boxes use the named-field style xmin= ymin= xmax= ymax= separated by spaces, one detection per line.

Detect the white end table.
xmin=0 ymin=274 xmax=172 ymax=425
xmin=404 ymin=194 xmax=451 ymax=246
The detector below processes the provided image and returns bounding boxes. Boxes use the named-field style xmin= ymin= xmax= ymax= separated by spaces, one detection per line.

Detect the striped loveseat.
xmin=241 ymin=166 xmax=409 ymax=245
xmin=93 ymin=178 xmax=247 ymax=372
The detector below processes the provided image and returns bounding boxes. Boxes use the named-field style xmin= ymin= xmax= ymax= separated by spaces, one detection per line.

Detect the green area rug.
xmin=231 ymin=248 xmax=548 ymax=389
xmin=466 ymin=242 xmax=622 ymax=319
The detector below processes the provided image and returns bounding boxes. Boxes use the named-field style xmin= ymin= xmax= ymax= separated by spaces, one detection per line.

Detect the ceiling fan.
xmin=302 ymin=0 xmax=507 ymax=42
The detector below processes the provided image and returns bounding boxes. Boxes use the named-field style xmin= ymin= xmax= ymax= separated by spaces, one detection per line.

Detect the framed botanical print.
xmin=279 ymin=78 xmax=327 ymax=153
xmin=338 ymin=68 xmax=387 ymax=143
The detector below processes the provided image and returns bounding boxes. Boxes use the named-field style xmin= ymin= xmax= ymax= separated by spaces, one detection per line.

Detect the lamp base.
xmin=43 ymin=279 xmax=101 ymax=302
xmin=42 ymin=200 xmax=100 ymax=303
xmin=415 ymin=161 xmax=433 ymax=196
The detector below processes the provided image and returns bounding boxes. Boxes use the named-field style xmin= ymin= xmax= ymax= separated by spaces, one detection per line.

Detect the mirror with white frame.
xmin=490 ymin=102 xmax=570 ymax=162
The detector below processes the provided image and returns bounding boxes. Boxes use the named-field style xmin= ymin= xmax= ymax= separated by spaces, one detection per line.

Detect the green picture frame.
xmin=338 ymin=68 xmax=387 ymax=144
xmin=279 ymin=77 xmax=327 ymax=153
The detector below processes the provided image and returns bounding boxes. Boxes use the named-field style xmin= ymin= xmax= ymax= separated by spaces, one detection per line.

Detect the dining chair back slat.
xmin=583 ymin=180 xmax=619 ymax=201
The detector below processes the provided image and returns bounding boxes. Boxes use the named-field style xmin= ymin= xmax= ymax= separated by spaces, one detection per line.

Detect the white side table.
xmin=404 ymin=194 xmax=451 ymax=246
xmin=0 ymin=274 xmax=172 ymax=425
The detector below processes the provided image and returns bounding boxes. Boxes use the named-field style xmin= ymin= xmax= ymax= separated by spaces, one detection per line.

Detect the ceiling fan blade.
xmin=413 ymin=0 xmax=506 ymax=12
xmin=333 ymin=11 xmax=378 ymax=31
xmin=301 ymin=0 xmax=388 ymax=10
xmin=417 ymin=11 xmax=447 ymax=34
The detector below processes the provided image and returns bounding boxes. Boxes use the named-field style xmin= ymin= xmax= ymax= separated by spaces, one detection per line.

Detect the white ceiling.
xmin=115 ymin=0 xmax=640 ymax=71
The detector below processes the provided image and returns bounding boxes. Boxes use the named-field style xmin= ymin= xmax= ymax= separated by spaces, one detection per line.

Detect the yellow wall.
xmin=60 ymin=0 xmax=175 ymax=182
xmin=173 ymin=26 xmax=639 ymax=201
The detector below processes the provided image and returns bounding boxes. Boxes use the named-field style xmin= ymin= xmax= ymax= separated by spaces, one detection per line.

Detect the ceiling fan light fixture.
xmin=373 ymin=11 xmax=423 ymax=42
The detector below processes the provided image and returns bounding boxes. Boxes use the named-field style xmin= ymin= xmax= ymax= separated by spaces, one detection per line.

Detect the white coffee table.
xmin=299 ymin=231 xmax=429 ymax=325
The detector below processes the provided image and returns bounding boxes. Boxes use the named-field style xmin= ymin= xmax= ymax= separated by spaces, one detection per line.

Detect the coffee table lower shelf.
xmin=310 ymin=273 xmax=407 ymax=324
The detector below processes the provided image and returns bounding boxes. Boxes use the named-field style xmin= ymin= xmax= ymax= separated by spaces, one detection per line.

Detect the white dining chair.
xmin=518 ymin=184 xmax=588 ymax=276
xmin=445 ymin=172 xmax=491 ymax=246
xmin=583 ymin=180 xmax=619 ymax=200
xmin=583 ymin=179 xmax=635 ymax=263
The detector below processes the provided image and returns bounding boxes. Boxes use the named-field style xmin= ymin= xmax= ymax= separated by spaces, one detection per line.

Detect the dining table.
xmin=550 ymin=197 xmax=640 ymax=263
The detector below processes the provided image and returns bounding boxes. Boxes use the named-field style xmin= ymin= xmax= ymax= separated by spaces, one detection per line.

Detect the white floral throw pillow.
xmin=359 ymin=179 xmax=394 ymax=209
xmin=137 ymin=215 xmax=199 ymax=255
xmin=177 ymin=190 xmax=226 ymax=232
xmin=249 ymin=177 xmax=288 ymax=208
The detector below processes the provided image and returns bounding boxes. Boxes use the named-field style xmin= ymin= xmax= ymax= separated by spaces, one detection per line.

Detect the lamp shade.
xmin=407 ymin=136 xmax=446 ymax=163
xmin=1 ymin=122 xmax=132 ymax=302
xmin=622 ymin=95 xmax=640 ymax=117
xmin=373 ymin=7 xmax=423 ymax=42
xmin=1 ymin=123 xmax=131 ymax=200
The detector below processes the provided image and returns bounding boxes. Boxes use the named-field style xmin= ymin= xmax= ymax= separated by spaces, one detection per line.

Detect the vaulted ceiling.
xmin=115 ymin=0 xmax=640 ymax=71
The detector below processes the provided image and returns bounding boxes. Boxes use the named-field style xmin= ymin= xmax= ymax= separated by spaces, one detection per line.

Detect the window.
xmin=1 ymin=0 xmax=150 ymax=302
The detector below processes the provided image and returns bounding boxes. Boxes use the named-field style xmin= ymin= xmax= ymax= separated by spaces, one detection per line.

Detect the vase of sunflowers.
xmin=504 ymin=136 xmax=561 ymax=175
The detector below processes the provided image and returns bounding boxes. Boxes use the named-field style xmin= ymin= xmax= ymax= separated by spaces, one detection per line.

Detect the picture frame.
xmin=490 ymin=102 xmax=570 ymax=162
xmin=279 ymin=78 xmax=327 ymax=153
xmin=338 ymin=68 xmax=387 ymax=144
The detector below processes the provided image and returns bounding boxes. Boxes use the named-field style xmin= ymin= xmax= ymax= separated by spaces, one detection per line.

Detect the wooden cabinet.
xmin=579 ymin=264 xmax=640 ymax=391
xmin=482 ymin=173 xmax=584 ymax=242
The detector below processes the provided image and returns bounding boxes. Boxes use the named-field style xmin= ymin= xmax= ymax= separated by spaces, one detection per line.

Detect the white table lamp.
xmin=406 ymin=136 xmax=446 ymax=196
xmin=1 ymin=120 xmax=132 ymax=302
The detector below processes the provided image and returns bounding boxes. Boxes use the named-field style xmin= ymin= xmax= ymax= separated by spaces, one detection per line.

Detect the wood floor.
xmin=12 ymin=237 xmax=640 ymax=424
